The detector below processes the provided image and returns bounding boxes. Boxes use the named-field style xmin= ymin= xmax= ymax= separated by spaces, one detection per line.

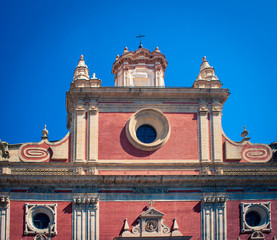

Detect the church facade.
xmin=0 ymin=46 xmax=276 ymax=240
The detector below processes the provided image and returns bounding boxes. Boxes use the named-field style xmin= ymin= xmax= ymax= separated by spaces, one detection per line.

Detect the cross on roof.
xmin=136 ymin=34 xmax=145 ymax=48
xmin=149 ymin=200 xmax=154 ymax=208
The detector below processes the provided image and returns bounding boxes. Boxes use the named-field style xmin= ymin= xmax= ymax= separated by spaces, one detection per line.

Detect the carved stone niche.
xmin=118 ymin=207 xmax=191 ymax=239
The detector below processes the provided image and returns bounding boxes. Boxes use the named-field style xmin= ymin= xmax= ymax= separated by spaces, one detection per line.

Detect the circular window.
xmin=245 ymin=211 xmax=261 ymax=227
xmin=136 ymin=125 xmax=157 ymax=143
xmin=243 ymin=204 xmax=270 ymax=231
xmin=25 ymin=204 xmax=56 ymax=235
xmin=33 ymin=213 xmax=50 ymax=229
xmin=126 ymin=108 xmax=170 ymax=151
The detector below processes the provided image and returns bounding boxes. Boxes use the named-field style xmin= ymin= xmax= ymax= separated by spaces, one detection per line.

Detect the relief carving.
xmin=28 ymin=186 xmax=55 ymax=193
xmin=133 ymin=187 xmax=168 ymax=194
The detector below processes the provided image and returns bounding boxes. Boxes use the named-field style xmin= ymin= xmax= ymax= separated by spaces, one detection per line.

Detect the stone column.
xmin=72 ymin=194 xmax=99 ymax=240
xmin=88 ymin=106 xmax=98 ymax=162
xmin=0 ymin=196 xmax=10 ymax=240
xmin=211 ymin=102 xmax=223 ymax=162
xmin=199 ymin=104 xmax=210 ymax=162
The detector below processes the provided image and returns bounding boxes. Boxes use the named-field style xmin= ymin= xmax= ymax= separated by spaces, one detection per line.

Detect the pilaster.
xmin=201 ymin=188 xmax=227 ymax=240
xmin=75 ymin=105 xmax=86 ymax=162
xmin=211 ymin=102 xmax=223 ymax=162
xmin=88 ymin=105 xmax=98 ymax=162
xmin=0 ymin=195 xmax=10 ymax=240
xmin=201 ymin=201 xmax=214 ymax=240
xmin=72 ymin=194 xmax=99 ymax=240
xmin=199 ymin=103 xmax=210 ymax=162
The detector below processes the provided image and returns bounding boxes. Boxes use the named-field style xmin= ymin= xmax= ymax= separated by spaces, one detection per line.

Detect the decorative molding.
xmin=201 ymin=167 xmax=211 ymax=175
xmin=87 ymin=167 xmax=96 ymax=175
xmin=74 ymin=186 xmax=97 ymax=193
xmin=215 ymin=167 xmax=223 ymax=175
xmin=133 ymin=187 xmax=168 ymax=194
xmin=202 ymin=187 xmax=226 ymax=193
xmin=73 ymin=194 xmax=99 ymax=205
xmin=244 ymin=186 xmax=268 ymax=192
xmin=224 ymin=169 xmax=277 ymax=175
xmin=0 ymin=187 xmax=9 ymax=192
xmin=75 ymin=167 xmax=83 ymax=175
xmin=28 ymin=186 xmax=55 ymax=193
xmin=202 ymin=196 xmax=227 ymax=203
xmin=11 ymin=168 xmax=74 ymax=175
xmin=0 ymin=195 xmax=10 ymax=206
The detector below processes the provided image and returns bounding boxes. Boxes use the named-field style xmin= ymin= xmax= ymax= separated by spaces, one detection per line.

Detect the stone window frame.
xmin=126 ymin=108 xmax=171 ymax=151
xmin=240 ymin=202 xmax=271 ymax=233
xmin=24 ymin=203 xmax=57 ymax=236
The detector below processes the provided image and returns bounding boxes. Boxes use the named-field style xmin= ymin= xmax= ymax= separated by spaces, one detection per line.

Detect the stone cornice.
xmin=67 ymin=87 xmax=230 ymax=101
xmin=1 ymin=174 xmax=277 ymax=188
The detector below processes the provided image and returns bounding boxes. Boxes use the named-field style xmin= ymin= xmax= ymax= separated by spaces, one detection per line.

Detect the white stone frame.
xmin=126 ymin=108 xmax=171 ymax=151
xmin=240 ymin=202 xmax=271 ymax=233
xmin=0 ymin=195 xmax=10 ymax=240
xmin=24 ymin=203 xmax=57 ymax=236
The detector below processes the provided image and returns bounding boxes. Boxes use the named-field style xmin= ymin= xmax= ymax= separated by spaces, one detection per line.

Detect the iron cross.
xmin=136 ymin=34 xmax=145 ymax=48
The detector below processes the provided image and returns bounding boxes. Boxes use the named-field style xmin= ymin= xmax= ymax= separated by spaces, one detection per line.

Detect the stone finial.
xmin=42 ymin=125 xmax=48 ymax=137
xmin=116 ymin=54 xmax=119 ymax=60
xmin=41 ymin=125 xmax=48 ymax=140
xmin=193 ymin=56 xmax=222 ymax=88
xmin=121 ymin=218 xmax=133 ymax=237
xmin=92 ymin=73 xmax=96 ymax=79
xmin=123 ymin=218 xmax=129 ymax=231
xmin=171 ymin=218 xmax=182 ymax=236
xmin=172 ymin=218 xmax=179 ymax=231
xmin=73 ymin=55 xmax=90 ymax=81
xmin=155 ymin=47 xmax=160 ymax=52
xmin=124 ymin=47 xmax=129 ymax=53
xmin=241 ymin=126 xmax=251 ymax=142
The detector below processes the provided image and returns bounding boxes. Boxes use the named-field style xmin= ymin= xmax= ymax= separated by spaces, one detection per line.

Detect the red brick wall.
xmin=10 ymin=201 xmax=72 ymax=240
xmin=227 ymin=200 xmax=277 ymax=240
xmin=98 ymin=112 xmax=199 ymax=160
xmin=99 ymin=201 xmax=201 ymax=240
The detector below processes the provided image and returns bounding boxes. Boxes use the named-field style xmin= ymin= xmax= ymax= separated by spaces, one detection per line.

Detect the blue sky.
xmin=0 ymin=0 xmax=276 ymax=145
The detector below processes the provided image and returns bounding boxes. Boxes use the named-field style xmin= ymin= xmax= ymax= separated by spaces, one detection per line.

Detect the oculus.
xmin=25 ymin=203 xmax=57 ymax=236
xmin=241 ymin=202 xmax=271 ymax=233
xmin=126 ymin=108 xmax=170 ymax=151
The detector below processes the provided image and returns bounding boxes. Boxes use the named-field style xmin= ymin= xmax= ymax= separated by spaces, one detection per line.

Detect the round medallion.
xmin=145 ymin=220 xmax=158 ymax=232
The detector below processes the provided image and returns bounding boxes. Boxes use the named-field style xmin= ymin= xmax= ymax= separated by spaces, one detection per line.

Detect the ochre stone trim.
xmin=126 ymin=108 xmax=170 ymax=151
